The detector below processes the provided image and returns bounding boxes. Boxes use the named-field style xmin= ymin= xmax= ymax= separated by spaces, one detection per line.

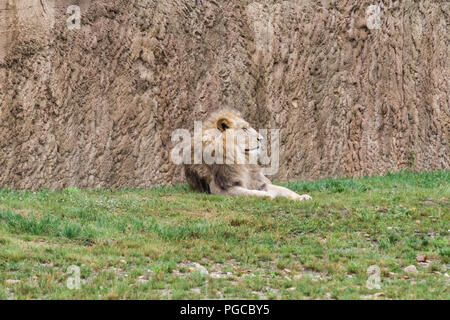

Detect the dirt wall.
xmin=0 ymin=0 xmax=448 ymax=189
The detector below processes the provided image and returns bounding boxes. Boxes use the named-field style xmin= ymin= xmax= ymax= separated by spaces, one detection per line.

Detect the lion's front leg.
xmin=227 ymin=186 xmax=275 ymax=199
xmin=209 ymin=182 xmax=273 ymax=199
xmin=265 ymin=184 xmax=312 ymax=201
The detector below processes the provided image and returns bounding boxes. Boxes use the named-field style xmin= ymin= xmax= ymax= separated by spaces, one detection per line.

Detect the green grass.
xmin=0 ymin=170 xmax=448 ymax=299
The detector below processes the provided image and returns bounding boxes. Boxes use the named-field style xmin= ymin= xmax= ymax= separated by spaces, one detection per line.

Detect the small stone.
xmin=416 ymin=255 xmax=427 ymax=262
xmin=191 ymin=288 xmax=201 ymax=294
xmin=403 ymin=265 xmax=418 ymax=275
xmin=6 ymin=279 xmax=21 ymax=285
xmin=191 ymin=263 xmax=209 ymax=276
xmin=137 ymin=279 xmax=149 ymax=285
xmin=374 ymin=292 xmax=385 ymax=298
xmin=119 ymin=259 xmax=127 ymax=264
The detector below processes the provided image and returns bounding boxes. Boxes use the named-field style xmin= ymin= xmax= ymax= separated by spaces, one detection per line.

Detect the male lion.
xmin=184 ymin=109 xmax=312 ymax=201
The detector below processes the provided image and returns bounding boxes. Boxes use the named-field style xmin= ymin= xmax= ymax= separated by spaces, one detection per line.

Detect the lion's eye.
xmin=243 ymin=128 xmax=248 ymax=132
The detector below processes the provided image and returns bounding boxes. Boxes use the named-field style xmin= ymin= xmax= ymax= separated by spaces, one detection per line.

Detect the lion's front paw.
xmin=298 ymin=194 xmax=312 ymax=201
xmin=290 ymin=193 xmax=312 ymax=201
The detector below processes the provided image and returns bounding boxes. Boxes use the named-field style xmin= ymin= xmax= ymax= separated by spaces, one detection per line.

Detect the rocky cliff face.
xmin=0 ymin=0 xmax=448 ymax=189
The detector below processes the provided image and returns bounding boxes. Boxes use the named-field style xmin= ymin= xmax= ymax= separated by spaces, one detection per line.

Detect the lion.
xmin=184 ymin=109 xmax=312 ymax=201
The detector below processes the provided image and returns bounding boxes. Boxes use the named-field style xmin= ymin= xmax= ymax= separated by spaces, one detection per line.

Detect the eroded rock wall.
xmin=0 ymin=0 xmax=448 ymax=189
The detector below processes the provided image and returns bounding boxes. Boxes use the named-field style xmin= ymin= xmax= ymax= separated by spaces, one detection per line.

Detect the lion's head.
xmin=202 ymin=109 xmax=262 ymax=164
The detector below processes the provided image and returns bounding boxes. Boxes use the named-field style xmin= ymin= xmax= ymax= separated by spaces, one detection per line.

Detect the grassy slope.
xmin=0 ymin=170 xmax=448 ymax=299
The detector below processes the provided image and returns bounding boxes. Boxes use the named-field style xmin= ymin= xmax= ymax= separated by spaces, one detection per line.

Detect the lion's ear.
xmin=217 ymin=118 xmax=231 ymax=132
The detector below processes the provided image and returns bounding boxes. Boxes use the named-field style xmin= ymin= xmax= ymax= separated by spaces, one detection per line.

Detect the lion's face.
xmin=216 ymin=116 xmax=262 ymax=157
xmin=202 ymin=109 xmax=262 ymax=164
